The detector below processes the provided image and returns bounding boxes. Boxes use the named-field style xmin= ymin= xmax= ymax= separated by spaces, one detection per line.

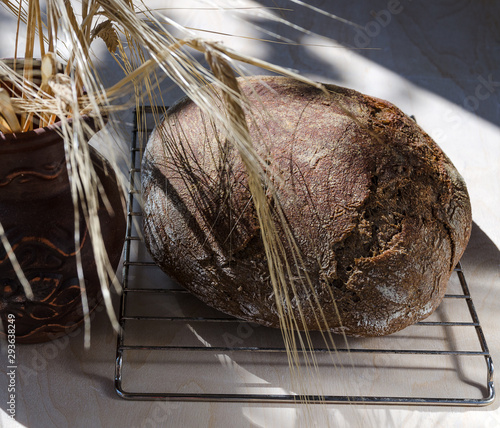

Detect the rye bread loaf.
xmin=141 ymin=76 xmax=472 ymax=337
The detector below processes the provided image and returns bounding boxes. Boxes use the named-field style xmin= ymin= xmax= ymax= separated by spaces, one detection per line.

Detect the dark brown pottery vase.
xmin=0 ymin=120 xmax=126 ymax=343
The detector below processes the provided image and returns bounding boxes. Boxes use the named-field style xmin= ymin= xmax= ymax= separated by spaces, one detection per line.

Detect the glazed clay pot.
xmin=0 ymin=120 xmax=126 ymax=343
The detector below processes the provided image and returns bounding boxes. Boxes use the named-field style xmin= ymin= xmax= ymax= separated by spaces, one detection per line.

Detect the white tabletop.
xmin=1 ymin=1 xmax=499 ymax=427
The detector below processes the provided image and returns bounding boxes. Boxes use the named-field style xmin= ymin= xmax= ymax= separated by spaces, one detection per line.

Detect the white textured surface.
xmin=1 ymin=1 xmax=499 ymax=427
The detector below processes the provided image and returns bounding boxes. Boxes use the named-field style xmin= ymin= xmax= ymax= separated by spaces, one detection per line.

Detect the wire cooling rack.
xmin=115 ymin=107 xmax=495 ymax=406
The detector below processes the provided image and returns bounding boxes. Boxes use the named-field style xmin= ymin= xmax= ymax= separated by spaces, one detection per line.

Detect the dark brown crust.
xmin=141 ymin=76 xmax=472 ymax=337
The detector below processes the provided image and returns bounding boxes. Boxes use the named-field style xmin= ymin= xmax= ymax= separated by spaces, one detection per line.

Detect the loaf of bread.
xmin=141 ymin=76 xmax=472 ymax=336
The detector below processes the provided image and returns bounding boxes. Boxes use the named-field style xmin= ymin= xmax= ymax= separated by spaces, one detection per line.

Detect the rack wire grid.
xmin=115 ymin=106 xmax=495 ymax=406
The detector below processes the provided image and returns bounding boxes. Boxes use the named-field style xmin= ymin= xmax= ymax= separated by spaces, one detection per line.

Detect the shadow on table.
xmin=249 ymin=0 xmax=500 ymax=128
